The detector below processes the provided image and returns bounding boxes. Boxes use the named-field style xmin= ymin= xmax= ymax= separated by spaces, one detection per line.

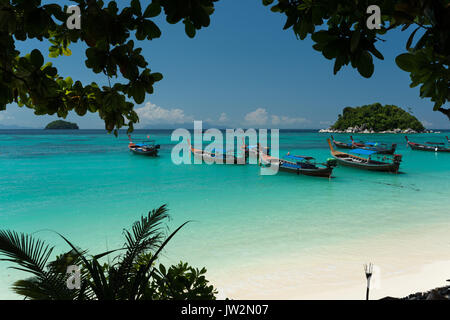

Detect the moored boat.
xmin=350 ymin=136 xmax=397 ymax=155
xmin=241 ymin=141 xmax=270 ymax=157
xmin=331 ymin=135 xmax=396 ymax=154
xmin=261 ymin=153 xmax=336 ymax=178
xmin=327 ymin=139 xmax=402 ymax=173
xmin=331 ymin=135 xmax=354 ymax=149
xmin=190 ymin=142 xmax=246 ymax=164
xmin=128 ymin=135 xmax=160 ymax=156
xmin=405 ymin=136 xmax=450 ymax=152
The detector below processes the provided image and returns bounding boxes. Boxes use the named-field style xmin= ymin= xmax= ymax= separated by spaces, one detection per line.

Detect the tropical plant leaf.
xmin=119 ymin=205 xmax=169 ymax=279
xmin=133 ymin=220 xmax=191 ymax=299
xmin=0 ymin=230 xmax=53 ymax=277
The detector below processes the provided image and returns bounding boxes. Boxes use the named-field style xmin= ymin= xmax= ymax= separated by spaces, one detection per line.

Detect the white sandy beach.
xmin=212 ymin=222 xmax=450 ymax=300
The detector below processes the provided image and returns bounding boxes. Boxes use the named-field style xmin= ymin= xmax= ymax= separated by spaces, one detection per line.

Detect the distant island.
xmin=320 ymin=103 xmax=428 ymax=134
xmin=45 ymin=120 xmax=79 ymax=130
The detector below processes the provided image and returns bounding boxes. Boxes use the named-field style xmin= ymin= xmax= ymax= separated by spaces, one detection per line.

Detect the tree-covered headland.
xmin=45 ymin=120 xmax=79 ymax=129
xmin=330 ymin=103 xmax=425 ymax=132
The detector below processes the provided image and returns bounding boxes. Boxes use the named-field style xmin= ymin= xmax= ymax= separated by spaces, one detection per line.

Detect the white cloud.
xmin=134 ymin=104 xmax=310 ymax=129
xmin=135 ymin=102 xmax=193 ymax=125
xmin=218 ymin=112 xmax=228 ymax=123
xmin=271 ymin=115 xmax=308 ymax=126
xmin=421 ymin=120 xmax=433 ymax=128
xmin=244 ymin=108 xmax=268 ymax=126
xmin=243 ymin=108 xmax=309 ymax=128
xmin=0 ymin=111 xmax=13 ymax=123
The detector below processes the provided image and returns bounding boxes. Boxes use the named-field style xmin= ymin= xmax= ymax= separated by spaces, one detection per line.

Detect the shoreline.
xmin=214 ymin=260 xmax=450 ymax=300
xmin=210 ymin=222 xmax=450 ymax=300
xmin=318 ymin=128 xmax=436 ymax=134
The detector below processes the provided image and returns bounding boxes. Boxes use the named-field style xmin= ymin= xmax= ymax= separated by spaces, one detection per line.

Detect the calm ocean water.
xmin=1 ymin=129 xmax=449 ymax=298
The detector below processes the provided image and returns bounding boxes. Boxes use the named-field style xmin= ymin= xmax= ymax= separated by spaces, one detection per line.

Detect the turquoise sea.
xmin=1 ymin=130 xmax=449 ymax=299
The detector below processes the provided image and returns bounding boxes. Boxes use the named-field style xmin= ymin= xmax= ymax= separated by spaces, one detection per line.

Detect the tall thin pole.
xmin=364 ymin=263 xmax=373 ymax=300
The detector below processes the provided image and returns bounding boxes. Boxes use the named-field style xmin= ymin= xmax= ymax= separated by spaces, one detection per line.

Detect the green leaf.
xmin=350 ymin=30 xmax=360 ymax=53
xmin=298 ymin=20 xmax=309 ymax=40
xmin=333 ymin=55 xmax=345 ymax=74
xmin=143 ymin=3 xmax=161 ymax=18
xmin=357 ymin=51 xmax=374 ymax=78
xmin=184 ymin=20 xmax=196 ymax=38
xmin=414 ymin=30 xmax=430 ymax=50
xmin=65 ymin=77 xmax=74 ymax=87
xmin=368 ymin=45 xmax=384 ymax=60
xmin=159 ymin=264 xmax=166 ymax=275
xmin=322 ymin=41 xmax=339 ymax=59
xmin=151 ymin=72 xmax=163 ymax=82
xmin=395 ymin=53 xmax=416 ymax=72
xmin=133 ymin=83 xmax=145 ymax=104
xmin=62 ymin=47 xmax=72 ymax=57
xmin=131 ymin=0 xmax=142 ymax=15
xmin=30 ymin=50 xmax=44 ymax=68
xmin=406 ymin=27 xmax=420 ymax=50
xmin=311 ymin=31 xmax=335 ymax=44
xmin=143 ymin=20 xmax=161 ymax=39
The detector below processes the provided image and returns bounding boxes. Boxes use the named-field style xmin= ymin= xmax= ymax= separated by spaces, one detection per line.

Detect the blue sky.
xmin=1 ymin=0 xmax=449 ymax=129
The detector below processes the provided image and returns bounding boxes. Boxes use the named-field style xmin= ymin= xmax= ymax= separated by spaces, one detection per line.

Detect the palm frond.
xmin=56 ymin=232 xmax=107 ymax=300
xmin=0 ymin=230 xmax=53 ymax=278
xmin=12 ymin=278 xmax=51 ymax=300
xmin=133 ymin=220 xmax=191 ymax=299
xmin=119 ymin=205 xmax=170 ymax=278
xmin=0 ymin=231 xmax=81 ymax=300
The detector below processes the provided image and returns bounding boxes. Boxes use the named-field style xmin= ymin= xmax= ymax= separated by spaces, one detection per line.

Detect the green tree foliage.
xmin=262 ymin=0 xmax=450 ymax=119
xmin=0 ymin=205 xmax=217 ymax=300
xmin=1 ymin=0 xmax=448 ymax=131
xmin=0 ymin=0 xmax=218 ymax=135
xmin=45 ymin=120 xmax=79 ymax=129
xmin=330 ymin=103 xmax=425 ymax=131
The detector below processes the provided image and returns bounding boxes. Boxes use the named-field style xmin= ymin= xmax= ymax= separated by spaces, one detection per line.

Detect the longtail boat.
xmin=330 ymin=135 xmax=396 ymax=154
xmin=327 ymin=139 xmax=402 ymax=173
xmin=241 ymin=140 xmax=270 ymax=157
xmin=189 ymin=141 xmax=246 ymax=164
xmin=330 ymin=135 xmax=354 ymax=149
xmin=405 ymin=136 xmax=450 ymax=152
xmin=350 ymin=136 xmax=397 ymax=155
xmin=260 ymin=153 xmax=336 ymax=178
xmin=128 ymin=135 xmax=160 ymax=156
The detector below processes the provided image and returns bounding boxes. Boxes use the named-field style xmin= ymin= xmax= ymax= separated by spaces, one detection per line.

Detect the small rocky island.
xmin=45 ymin=120 xmax=79 ymax=130
xmin=319 ymin=103 xmax=431 ymax=134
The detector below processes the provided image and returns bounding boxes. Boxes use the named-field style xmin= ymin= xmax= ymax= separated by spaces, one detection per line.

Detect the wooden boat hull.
xmin=327 ymin=139 xmax=401 ymax=173
xmin=368 ymin=144 xmax=397 ymax=155
xmin=333 ymin=157 xmax=400 ymax=172
xmin=261 ymin=154 xmax=334 ymax=178
xmin=128 ymin=136 xmax=160 ymax=156
xmin=129 ymin=146 xmax=159 ymax=156
xmin=332 ymin=136 xmax=396 ymax=154
xmin=278 ymin=164 xmax=333 ymax=177
xmin=408 ymin=143 xmax=450 ymax=152
xmin=191 ymin=149 xmax=246 ymax=164
xmin=406 ymin=136 xmax=450 ymax=152
xmin=331 ymin=136 xmax=353 ymax=149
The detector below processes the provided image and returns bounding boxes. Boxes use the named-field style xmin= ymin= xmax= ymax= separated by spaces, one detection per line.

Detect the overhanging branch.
xmin=437 ymin=107 xmax=450 ymax=120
